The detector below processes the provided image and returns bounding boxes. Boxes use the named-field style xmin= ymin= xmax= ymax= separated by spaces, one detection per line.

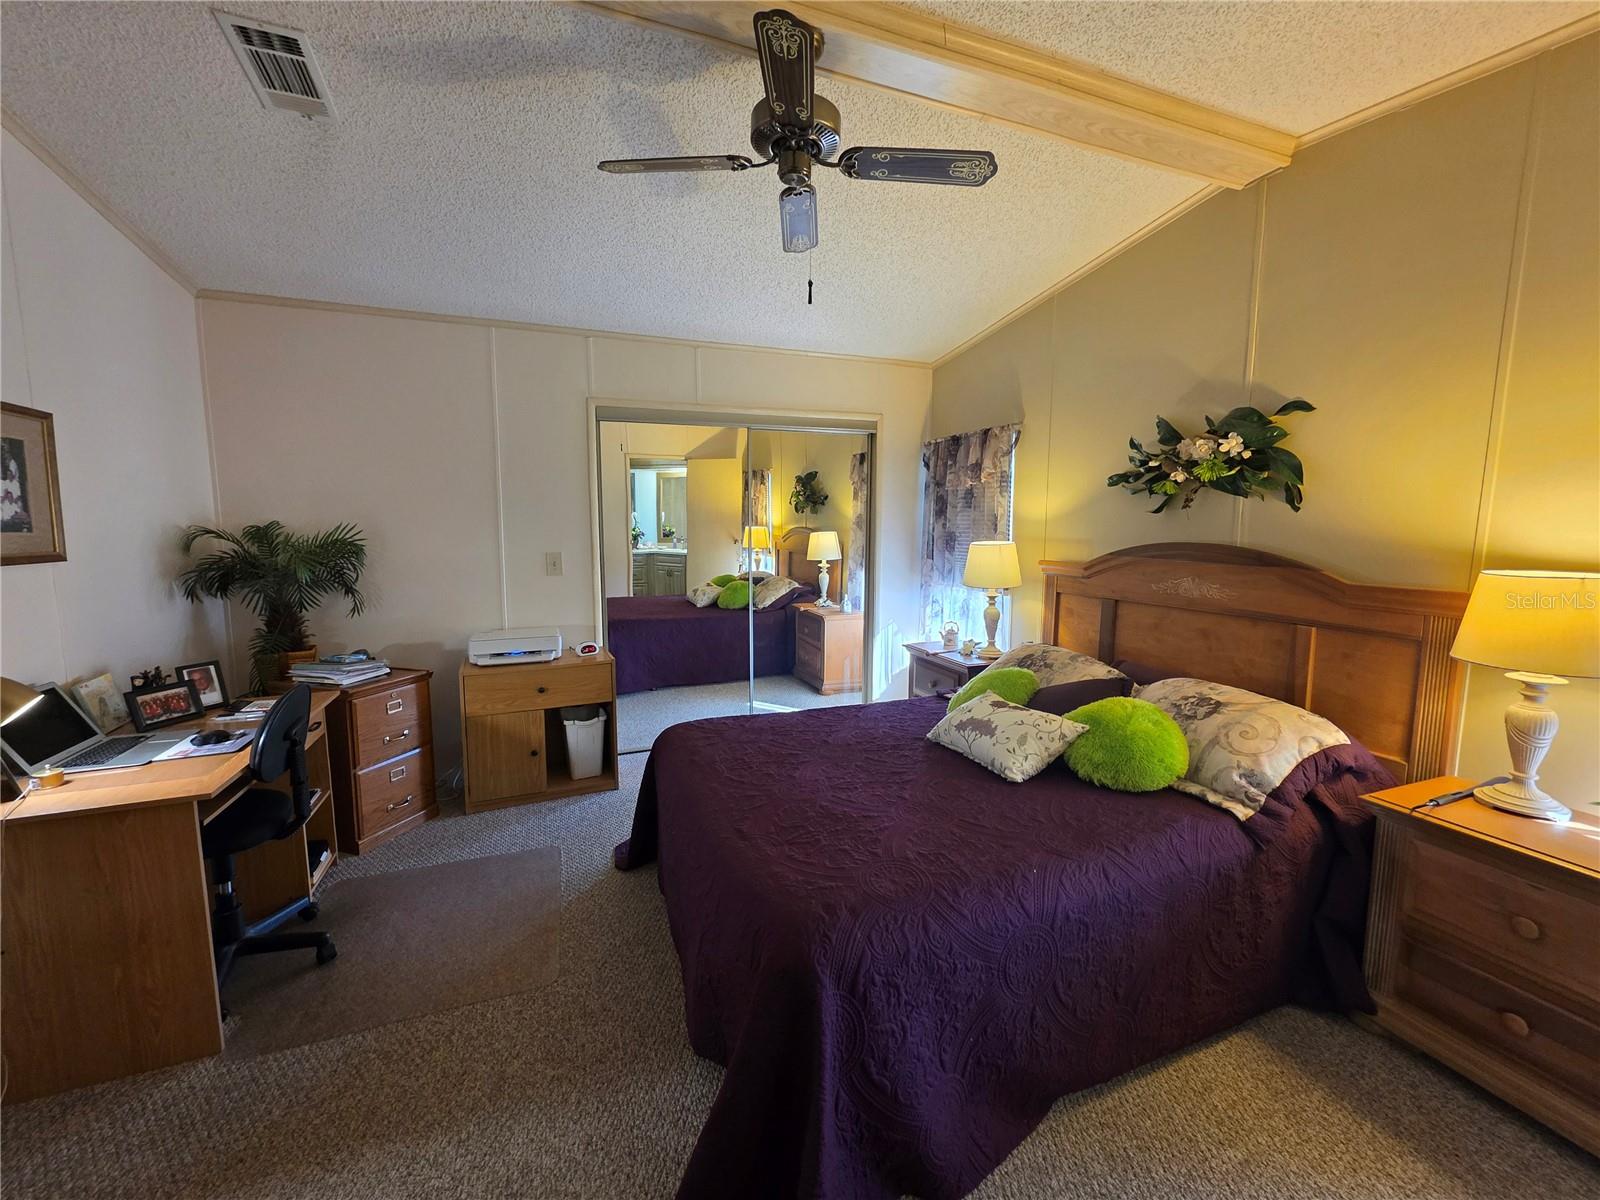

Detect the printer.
xmin=467 ymin=626 xmax=563 ymax=667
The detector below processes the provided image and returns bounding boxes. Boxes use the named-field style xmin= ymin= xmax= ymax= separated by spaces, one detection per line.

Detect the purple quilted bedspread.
xmin=606 ymin=594 xmax=810 ymax=695
xmin=616 ymin=697 xmax=1389 ymax=1200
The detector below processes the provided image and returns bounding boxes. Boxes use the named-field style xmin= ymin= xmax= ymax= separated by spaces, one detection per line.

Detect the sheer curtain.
xmin=744 ymin=468 xmax=773 ymax=573
xmin=919 ymin=424 xmax=1019 ymax=641
xmin=845 ymin=450 xmax=869 ymax=611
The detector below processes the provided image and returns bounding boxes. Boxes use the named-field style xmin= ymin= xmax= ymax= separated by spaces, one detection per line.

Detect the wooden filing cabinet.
xmin=325 ymin=668 xmax=438 ymax=854
xmin=460 ymin=649 xmax=618 ymax=813
xmin=794 ymin=603 xmax=863 ymax=695
xmin=903 ymin=641 xmax=989 ymax=698
xmin=1364 ymin=777 xmax=1600 ymax=1155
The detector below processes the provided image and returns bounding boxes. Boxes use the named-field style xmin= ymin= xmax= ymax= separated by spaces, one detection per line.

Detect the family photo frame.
xmin=1 ymin=403 xmax=67 ymax=566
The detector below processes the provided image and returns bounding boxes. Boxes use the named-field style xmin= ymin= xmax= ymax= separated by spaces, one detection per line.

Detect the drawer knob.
xmin=1508 ymin=915 xmax=1542 ymax=942
xmin=530 ymin=748 xmax=540 ymax=758
xmin=1498 ymin=1011 xmax=1531 ymax=1039
xmin=537 ymin=685 xmax=547 ymax=694
xmin=308 ymin=721 xmax=322 ymax=733
xmin=382 ymin=728 xmax=412 ymax=746
xmin=386 ymin=795 xmax=415 ymax=813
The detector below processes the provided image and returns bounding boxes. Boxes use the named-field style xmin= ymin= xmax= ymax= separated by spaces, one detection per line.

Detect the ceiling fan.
xmin=597 ymin=8 xmax=999 ymax=252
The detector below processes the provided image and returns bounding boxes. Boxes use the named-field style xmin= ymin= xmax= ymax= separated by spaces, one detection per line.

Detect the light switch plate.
xmin=544 ymin=551 xmax=563 ymax=576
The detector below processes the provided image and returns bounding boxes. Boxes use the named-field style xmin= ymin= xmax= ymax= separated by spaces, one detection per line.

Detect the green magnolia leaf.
xmin=1264 ymin=446 xmax=1304 ymax=484
xmin=1273 ymin=398 xmax=1316 ymax=417
xmin=1154 ymin=416 xmax=1184 ymax=446
xmin=1151 ymin=494 xmax=1174 ymax=514
xmin=1219 ymin=406 xmax=1271 ymax=426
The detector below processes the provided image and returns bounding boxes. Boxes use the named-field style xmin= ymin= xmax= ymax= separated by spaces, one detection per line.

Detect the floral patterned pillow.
xmin=752 ymin=575 xmax=802 ymax=609
xmin=927 ymin=693 xmax=1088 ymax=783
xmin=983 ymin=643 xmax=1125 ymax=687
xmin=1135 ymin=677 xmax=1350 ymax=819
xmin=687 ymin=583 xmax=723 ymax=608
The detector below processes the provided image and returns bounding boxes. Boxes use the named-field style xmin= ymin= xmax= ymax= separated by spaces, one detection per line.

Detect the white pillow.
xmin=1135 ymin=677 xmax=1350 ymax=819
xmin=927 ymin=693 xmax=1088 ymax=783
xmin=982 ymin=644 xmax=1125 ymax=687
xmin=687 ymin=583 xmax=723 ymax=608
xmin=752 ymin=575 xmax=801 ymax=609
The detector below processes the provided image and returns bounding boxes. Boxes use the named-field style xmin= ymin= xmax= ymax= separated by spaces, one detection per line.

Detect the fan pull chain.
xmin=807 ymin=249 xmax=814 ymax=305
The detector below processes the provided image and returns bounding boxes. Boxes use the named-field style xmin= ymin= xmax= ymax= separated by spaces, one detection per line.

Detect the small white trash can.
xmin=560 ymin=705 xmax=608 ymax=780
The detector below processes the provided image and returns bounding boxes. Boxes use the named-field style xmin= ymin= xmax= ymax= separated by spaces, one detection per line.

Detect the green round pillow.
xmin=716 ymin=579 xmax=751 ymax=609
xmin=710 ymin=573 xmax=737 ymax=587
xmin=1063 ymin=697 xmax=1188 ymax=792
xmin=946 ymin=666 xmax=1039 ymax=713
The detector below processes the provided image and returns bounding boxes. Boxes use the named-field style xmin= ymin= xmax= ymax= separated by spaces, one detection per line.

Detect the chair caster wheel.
xmin=299 ymin=903 xmax=320 ymax=922
xmin=316 ymin=941 xmax=337 ymax=966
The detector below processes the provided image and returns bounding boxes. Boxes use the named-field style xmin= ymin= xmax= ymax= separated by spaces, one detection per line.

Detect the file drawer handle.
xmin=1508 ymin=915 xmax=1542 ymax=942
xmin=389 ymin=765 xmax=407 ymax=782
xmin=1498 ymin=1011 xmax=1530 ymax=1039
xmin=383 ymin=728 xmax=412 ymax=746
xmin=308 ymin=721 xmax=322 ymax=733
xmin=385 ymin=698 xmax=405 ymax=715
xmin=386 ymin=795 xmax=414 ymax=813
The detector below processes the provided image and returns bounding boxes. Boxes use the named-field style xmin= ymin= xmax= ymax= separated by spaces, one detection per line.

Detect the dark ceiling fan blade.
xmin=598 ymin=155 xmax=754 ymax=174
xmin=837 ymin=147 xmax=998 ymax=186
xmin=779 ymin=185 xmax=818 ymax=253
xmin=753 ymin=9 xmax=817 ymax=130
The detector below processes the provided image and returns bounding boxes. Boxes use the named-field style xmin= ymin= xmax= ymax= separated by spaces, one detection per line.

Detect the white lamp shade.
xmin=742 ymin=525 xmax=772 ymax=550
xmin=963 ymin=540 xmax=1021 ymax=590
xmin=1450 ymin=570 xmax=1600 ymax=678
xmin=807 ymin=530 xmax=841 ymax=562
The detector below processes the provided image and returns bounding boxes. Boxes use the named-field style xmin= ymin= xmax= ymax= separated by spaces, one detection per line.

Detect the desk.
xmin=1 ymin=690 xmax=338 ymax=1102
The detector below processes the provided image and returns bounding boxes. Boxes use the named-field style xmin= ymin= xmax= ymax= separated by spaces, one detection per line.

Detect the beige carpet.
xmin=222 ymin=846 xmax=560 ymax=1060
xmin=4 ymin=757 xmax=1595 ymax=1199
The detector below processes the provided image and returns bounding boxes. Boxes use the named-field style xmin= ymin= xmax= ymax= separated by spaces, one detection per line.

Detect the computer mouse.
xmin=191 ymin=729 xmax=235 ymax=746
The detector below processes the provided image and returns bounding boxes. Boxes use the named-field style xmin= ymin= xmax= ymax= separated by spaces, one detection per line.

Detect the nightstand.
xmin=1363 ymin=776 xmax=1600 ymax=1155
xmin=794 ymin=603 xmax=863 ymax=695
xmin=903 ymin=642 xmax=989 ymax=698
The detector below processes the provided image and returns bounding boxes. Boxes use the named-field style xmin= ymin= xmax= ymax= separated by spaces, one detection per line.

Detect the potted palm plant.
xmin=177 ymin=521 xmax=369 ymax=689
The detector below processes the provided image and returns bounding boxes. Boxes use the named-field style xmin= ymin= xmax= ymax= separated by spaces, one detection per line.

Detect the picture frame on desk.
xmin=175 ymin=660 xmax=229 ymax=709
xmin=125 ymin=680 xmax=205 ymax=731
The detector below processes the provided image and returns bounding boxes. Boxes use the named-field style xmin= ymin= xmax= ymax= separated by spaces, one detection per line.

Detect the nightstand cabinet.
xmin=904 ymin=642 xmax=989 ymax=698
xmin=460 ymin=649 xmax=618 ymax=812
xmin=1363 ymin=777 xmax=1600 ymax=1155
xmin=325 ymin=668 xmax=438 ymax=855
xmin=794 ymin=603 xmax=863 ymax=695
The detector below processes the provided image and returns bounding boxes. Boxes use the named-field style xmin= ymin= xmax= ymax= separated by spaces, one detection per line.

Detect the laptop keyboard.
xmin=60 ymin=736 xmax=147 ymax=768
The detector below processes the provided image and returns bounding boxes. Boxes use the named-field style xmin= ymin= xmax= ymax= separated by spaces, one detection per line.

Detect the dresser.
xmin=1363 ymin=777 xmax=1600 ymax=1154
xmin=324 ymin=668 xmax=437 ymax=854
xmin=459 ymin=649 xmax=618 ymax=813
xmin=794 ymin=603 xmax=863 ymax=695
xmin=631 ymin=549 xmax=687 ymax=596
xmin=903 ymin=641 xmax=989 ymax=698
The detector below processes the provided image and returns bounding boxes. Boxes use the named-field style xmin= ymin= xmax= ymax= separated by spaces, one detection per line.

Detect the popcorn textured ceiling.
xmin=904 ymin=0 xmax=1595 ymax=133
xmin=2 ymin=2 xmax=1589 ymax=361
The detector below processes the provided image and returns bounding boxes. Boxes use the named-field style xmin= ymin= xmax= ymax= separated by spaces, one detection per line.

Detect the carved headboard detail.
xmin=1041 ymin=544 xmax=1470 ymax=783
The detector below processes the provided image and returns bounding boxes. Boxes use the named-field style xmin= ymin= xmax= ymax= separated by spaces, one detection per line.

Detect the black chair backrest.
xmin=250 ymin=684 xmax=313 ymax=827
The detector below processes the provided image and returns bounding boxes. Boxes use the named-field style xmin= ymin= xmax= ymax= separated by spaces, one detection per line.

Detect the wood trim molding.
xmin=1296 ymin=14 xmax=1600 ymax=149
xmin=1 ymin=107 xmax=195 ymax=296
xmin=584 ymin=1 xmax=1294 ymax=188
xmin=1040 ymin=543 xmax=1470 ymax=781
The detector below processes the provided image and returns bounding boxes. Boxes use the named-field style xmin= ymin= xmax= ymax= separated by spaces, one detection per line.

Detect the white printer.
xmin=467 ymin=626 xmax=563 ymax=666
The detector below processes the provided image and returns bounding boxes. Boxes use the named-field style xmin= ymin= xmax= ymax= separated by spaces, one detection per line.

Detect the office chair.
xmin=203 ymin=684 xmax=337 ymax=1011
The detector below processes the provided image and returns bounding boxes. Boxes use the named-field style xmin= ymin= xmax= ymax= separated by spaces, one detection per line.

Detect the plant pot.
xmin=257 ymin=647 xmax=317 ymax=687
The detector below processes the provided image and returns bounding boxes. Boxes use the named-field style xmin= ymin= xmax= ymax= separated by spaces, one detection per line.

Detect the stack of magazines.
xmin=288 ymin=652 xmax=391 ymax=688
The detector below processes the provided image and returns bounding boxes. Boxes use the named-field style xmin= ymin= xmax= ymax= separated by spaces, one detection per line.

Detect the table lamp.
xmin=2 ymin=677 xmax=43 ymax=726
xmin=808 ymin=530 xmax=841 ymax=608
xmin=963 ymin=540 xmax=1021 ymax=661
xmin=1449 ymin=569 xmax=1600 ymax=822
xmin=742 ymin=525 xmax=771 ymax=573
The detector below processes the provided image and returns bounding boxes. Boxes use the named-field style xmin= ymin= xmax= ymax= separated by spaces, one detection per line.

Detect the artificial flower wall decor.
xmin=1108 ymin=399 xmax=1316 ymax=514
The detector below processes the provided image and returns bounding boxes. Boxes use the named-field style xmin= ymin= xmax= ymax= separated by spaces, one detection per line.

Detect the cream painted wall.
xmin=201 ymin=304 xmax=931 ymax=767
xmin=931 ymin=36 xmax=1600 ymax=803
xmin=1 ymin=131 xmax=224 ymax=694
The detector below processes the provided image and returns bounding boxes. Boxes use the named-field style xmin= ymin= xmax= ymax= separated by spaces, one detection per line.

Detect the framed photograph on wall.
xmin=124 ymin=680 xmax=204 ymax=732
xmin=175 ymin=660 xmax=229 ymax=709
xmin=1 ymin=403 xmax=66 ymax=566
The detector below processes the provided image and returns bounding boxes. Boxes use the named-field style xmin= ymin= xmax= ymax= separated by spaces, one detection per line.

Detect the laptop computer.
xmin=0 ymin=683 xmax=190 ymax=776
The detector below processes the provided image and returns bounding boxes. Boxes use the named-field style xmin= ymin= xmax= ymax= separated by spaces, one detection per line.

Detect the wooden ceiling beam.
xmin=583 ymin=1 xmax=1294 ymax=187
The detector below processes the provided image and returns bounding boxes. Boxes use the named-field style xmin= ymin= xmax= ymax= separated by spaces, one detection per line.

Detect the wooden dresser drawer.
xmin=1404 ymin=839 xmax=1599 ymax=1002
xmin=910 ymin=657 xmax=964 ymax=697
xmin=464 ymin=661 xmax=611 ymax=715
xmin=796 ymin=610 xmax=823 ymax=650
xmin=1397 ymin=939 xmax=1600 ymax=1101
xmin=350 ymin=681 xmax=431 ymax=770
xmin=795 ymin=637 xmax=823 ymax=683
xmin=354 ymin=746 xmax=434 ymax=839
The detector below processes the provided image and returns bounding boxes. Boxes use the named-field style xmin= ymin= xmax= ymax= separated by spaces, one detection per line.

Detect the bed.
xmin=606 ymin=535 xmax=830 ymax=695
xmin=616 ymin=543 xmax=1468 ymax=1200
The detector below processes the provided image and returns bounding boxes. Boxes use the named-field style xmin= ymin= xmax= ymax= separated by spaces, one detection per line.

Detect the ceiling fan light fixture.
xmin=779 ymin=186 xmax=818 ymax=253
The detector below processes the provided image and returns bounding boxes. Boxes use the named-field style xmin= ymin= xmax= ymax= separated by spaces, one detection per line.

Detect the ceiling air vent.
xmin=215 ymin=11 xmax=335 ymax=118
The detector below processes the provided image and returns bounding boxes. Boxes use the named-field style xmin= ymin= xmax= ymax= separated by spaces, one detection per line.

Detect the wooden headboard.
xmin=1042 ymin=544 xmax=1469 ymax=783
